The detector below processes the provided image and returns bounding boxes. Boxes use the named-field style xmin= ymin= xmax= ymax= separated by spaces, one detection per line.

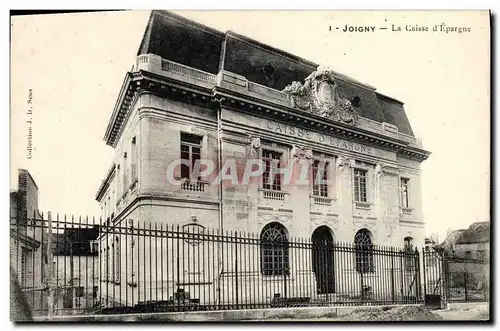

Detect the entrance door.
xmin=312 ymin=226 xmax=335 ymax=294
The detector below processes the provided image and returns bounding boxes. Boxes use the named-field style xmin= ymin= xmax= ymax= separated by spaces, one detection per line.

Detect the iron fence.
xmin=10 ymin=213 xmax=100 ymax=317
xmin=10 ymin=213 xmax=489 ymax=317
xmin=422 ymin=249 xmax=489 ymax=308
xmin=444 ymin=256 xmax=489 ymax=303
xmin=96 ymin=220 xmax=422 ymax=314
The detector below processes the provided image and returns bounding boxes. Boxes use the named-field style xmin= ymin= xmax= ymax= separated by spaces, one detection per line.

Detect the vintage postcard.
xmin=9 ymin=10 xmax=490 ymax=322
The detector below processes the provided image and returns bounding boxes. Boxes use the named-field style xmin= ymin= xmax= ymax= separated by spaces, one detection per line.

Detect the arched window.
xmin=404 ymin=236 xmax=415 ymax=271
xmin=354 ymin=229 xmax=374 ymax=273
xmin=260 ymin=222 xmax=289 ymax=276
xmin=404 ymin=236 xmax=414 ymax=249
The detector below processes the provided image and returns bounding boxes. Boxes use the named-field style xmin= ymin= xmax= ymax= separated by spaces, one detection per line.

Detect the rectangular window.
xmin=122 ymin=153 xmax=128 ymax=195
xmin=354 ymin=169 xmax=367 ymax=202
xmin=75 ymin=286 xmax=84 ymax=298
xmin=180 ymin=132 xmax=203 ymax=180
xmin=477 ymin=250 xmax=486 ymax=260
xmin=116 ymin=166 xmax=121 ymax=201
xmin=401 ymin=178 xmax=410 ymax=208
xmin=262 ymin=149 xmax=282 ymax=191
xmin=312 ymin=160 xmax=329 ymax=197
xmin=131 ymin=137 xmax=138 ymax=184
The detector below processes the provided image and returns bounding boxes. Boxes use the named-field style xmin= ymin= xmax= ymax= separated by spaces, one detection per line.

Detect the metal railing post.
xmin=391 ymin=247 xmax=395 ymax=303
xmin=46 ymin=212 xmax=54 ymax=320
xmin=464 ymin=260 xmax=468 ymax=302
xmin=422 ymin=247 xmax=427 ymax=303
xmin=234 ymin=231 xmax=239 ymax=308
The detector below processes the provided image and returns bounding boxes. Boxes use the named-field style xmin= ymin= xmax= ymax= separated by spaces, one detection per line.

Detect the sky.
xmin=10 ymin=10 xmax=490 ymax=241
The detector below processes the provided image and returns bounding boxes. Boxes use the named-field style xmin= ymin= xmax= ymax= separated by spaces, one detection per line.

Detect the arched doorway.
xmin=311 ymin=226 xmax=335 ymax=294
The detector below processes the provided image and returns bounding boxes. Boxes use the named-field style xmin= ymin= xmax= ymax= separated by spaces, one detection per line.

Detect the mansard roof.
xmin=134 ymin=10 xmax=415 ymax=137
xmin=103 ymin=10 xmax=429 ymax=164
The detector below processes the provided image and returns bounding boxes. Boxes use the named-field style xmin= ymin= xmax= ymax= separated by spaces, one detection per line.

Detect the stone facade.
xmin=10 ymin=169 xmax=46 ymax=314
xmin=95 ymin=11 xmax=430 ymax=307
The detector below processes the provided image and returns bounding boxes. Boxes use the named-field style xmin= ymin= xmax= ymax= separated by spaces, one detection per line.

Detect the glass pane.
xmin=181 ymin=164 xmax=190 ymax=179
xmin=181 ymin=132 xmax=202 ymax=145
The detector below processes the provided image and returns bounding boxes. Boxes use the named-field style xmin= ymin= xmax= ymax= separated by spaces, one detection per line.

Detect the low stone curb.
xmin=31 ymin=304 xmax=424 ymax=322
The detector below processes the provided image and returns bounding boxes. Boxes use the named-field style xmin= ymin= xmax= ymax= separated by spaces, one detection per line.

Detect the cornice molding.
xmin=105 ymin=71 xmax=430 ymax=161
xmin=95 ymin=163 xmax=117 ymax=202
xmin=215 ymin=91 xmax=430 ymax=161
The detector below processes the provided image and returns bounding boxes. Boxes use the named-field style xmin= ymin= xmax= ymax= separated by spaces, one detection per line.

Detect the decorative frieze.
xmin=248 ymin=136 xmax=261 ymax=156
xmin=374 ymin=163 xmax=400 ymax=178
xmin=291 ymin=144 xmax=313 ymax=161
xmin=257 ymin=209 xmax=293 ymax=225
xmin=375 ymin=163 xmax=384 ymax=179
xmin=336 ymin=155 xmax=355 ymax=170
xmin=310 ymin=214 xmax=339 ymax=227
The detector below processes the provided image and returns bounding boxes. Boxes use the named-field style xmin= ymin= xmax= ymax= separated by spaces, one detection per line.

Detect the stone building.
xmin=10 ymin=169 xmax=46 ymax=314
xmin=50 ymin=229 xmax=100 ymax=315
xmin=96 ymin=11 xmax=430 ymax=307
xmin=443 ymin=221 xmax=490 ymax=260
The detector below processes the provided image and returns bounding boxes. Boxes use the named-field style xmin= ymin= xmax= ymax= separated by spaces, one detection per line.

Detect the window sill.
xmin=310 ymin=195 xmax=336 ymax=200
xmin=401 ymin=207 xmax=414 ymax=214
xmin=261 ymin=275 xmax=293 ymax=282
xmin=178 ymin=178 xmax=209 ymax=192
xmin=310 ymin=195 xmax=336 ymax=206
xmin=354 ymin=201 xmax=372 ymax=209
xmin=258 ymin=188 xmax=289 ymax=194
xmin=259 ymin=188 xmax=289 ymax=202
xmin=354 ymin=271 xmax=377 ymax=276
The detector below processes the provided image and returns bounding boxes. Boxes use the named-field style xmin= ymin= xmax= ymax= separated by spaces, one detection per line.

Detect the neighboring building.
xmin=439 ymin=222 xmax=490 ymax=295
xmin=96 ymin=11 xmax=430 ymax=306
xmin=439 ymin=221 xmax=490 ymax=260
xmin=10 ymin=169 xmax=46 ymax=314
xmin=440 ymin=229 xmax=466 ymax=254
xmin=50 ymin=228 xmax=100 ymax=315
xmin=453 ymin=222 xmax=490 ymax=260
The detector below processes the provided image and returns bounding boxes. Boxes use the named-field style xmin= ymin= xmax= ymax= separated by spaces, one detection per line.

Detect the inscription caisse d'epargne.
xmin=265 ymin=120 xmax=372 ymax=155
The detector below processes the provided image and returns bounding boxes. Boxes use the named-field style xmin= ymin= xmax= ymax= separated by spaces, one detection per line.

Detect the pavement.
xmin=252 ymin=305 xmax=490 ymax=322
xmin=433 ymin=307 xmax=489 ymax=321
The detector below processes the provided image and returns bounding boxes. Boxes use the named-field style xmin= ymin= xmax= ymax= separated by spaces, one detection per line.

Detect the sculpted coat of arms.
xmin=282 ymin=68 xmax=358 ymax=125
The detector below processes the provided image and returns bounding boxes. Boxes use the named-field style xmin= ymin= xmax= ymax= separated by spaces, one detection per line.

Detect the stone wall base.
xmin=32 ymin=304 xmax=424 ymax=322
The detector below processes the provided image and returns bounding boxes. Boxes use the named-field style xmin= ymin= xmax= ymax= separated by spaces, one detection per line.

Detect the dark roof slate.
xmin=137 ymin=10 xmax=417 ymax=137
xmin=51 ymin=227 xmax=99 ymax=256
xmin=455 ymin=222 xmax=490 ymax=244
